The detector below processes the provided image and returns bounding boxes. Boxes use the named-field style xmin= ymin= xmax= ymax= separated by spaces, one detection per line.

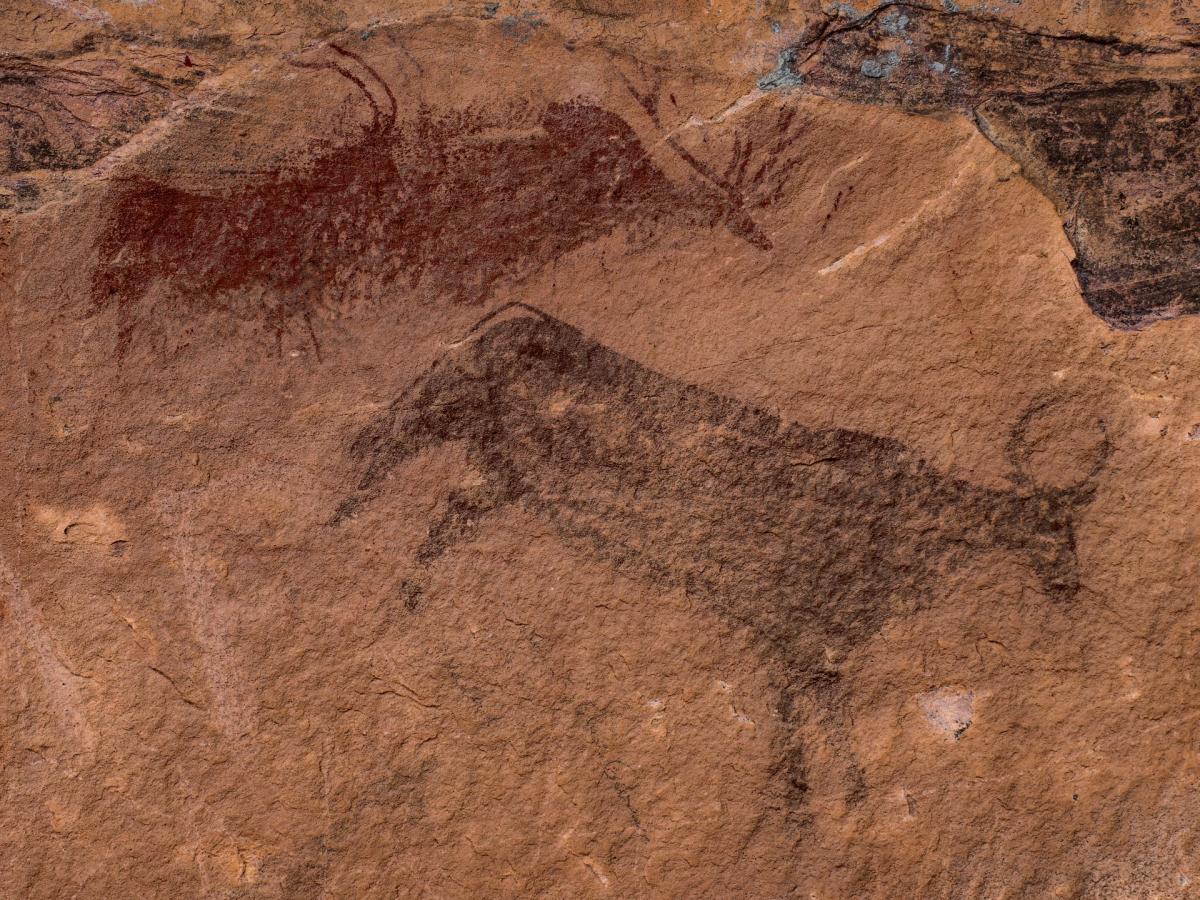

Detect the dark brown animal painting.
xmin=335 ymin=303 xmax=1108 ymax=814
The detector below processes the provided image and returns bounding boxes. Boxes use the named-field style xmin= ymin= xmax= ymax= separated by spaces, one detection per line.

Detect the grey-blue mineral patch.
xmin=860 ymin=50 xmax=900 ymax=79
xmin=930 ymin=43 xmax=951 ymax=73
xmin=880 ymin=9 xmax=910 ymax=34
xmin=827 ymin=1 xmax=864 ymax=19
xmin=758 ymin=47 xmax=806 ymax=90
xmin=500 ymin=11 xmax=544 ymax=41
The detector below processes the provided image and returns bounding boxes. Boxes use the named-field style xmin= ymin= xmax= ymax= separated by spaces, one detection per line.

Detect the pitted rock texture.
xmin=4 ymin=2 xmax=1200 ymax=898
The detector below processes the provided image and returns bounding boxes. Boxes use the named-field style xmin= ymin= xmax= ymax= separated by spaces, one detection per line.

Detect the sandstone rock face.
xmin=791 ymin=2 xmax=1200 ymax=326
xmin=3 ymin=2 xmax=1200 ymax=897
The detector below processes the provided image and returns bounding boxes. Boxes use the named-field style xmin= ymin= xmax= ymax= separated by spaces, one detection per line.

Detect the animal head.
xmin=333 ymin=304 xmax=585 ymax=521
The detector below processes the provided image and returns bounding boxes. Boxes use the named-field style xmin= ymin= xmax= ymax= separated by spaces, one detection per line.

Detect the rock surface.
xmin=3 ymin=1 xmax=1200 ymax=897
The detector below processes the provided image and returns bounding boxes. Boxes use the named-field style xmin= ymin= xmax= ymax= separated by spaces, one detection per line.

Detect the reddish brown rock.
xmin=783 ymin=3 xmax=1200 ymax=327
xmin=4 ymin=2 xmax=1200 ymax=898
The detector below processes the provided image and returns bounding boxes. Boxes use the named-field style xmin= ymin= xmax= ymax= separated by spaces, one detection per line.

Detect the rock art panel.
xmin=5 ymin=2 xmax=1200 ymax=897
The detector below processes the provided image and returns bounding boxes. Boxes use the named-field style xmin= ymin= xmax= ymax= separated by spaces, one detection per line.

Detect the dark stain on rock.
xmin=979 ymin=79 xmax=1200 ymax=328
xmin=784 ymin=2 xmax=1200 ymax=328
xmin=335 ymin=303 xmax=1109 ymax=812
xmin=0 ymin=56 xmax=182 ymax=176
